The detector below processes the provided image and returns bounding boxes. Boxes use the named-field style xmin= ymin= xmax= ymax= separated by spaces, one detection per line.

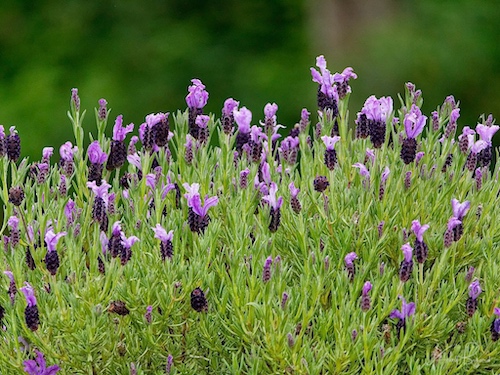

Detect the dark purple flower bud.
xmin=404 ymin=171 xmax=412 ymax=189
xmin=475 ymin=168 xmax=483 ymax=190
xmin=4 ymin=271 xmax=17 ymax=305
xmin=221 ymin=98 xmax=239 ymax=135
xmin=400 ymin=137 xmax=417 ymax=164
xmin=281 ymin=292 xmax=289 ymax=310
xmin=97 ymin=98 xmax=108 ymax=121
xmin=345 ymin=252 xmax=357 ymax=281
xmin=7 ymin=216 xmax=20 ymax=247
xmin=355 ymin=113 xmax=370 ymax=139
xmin=431 ymin=110 xmax=439 ymax=131
xmin=108 ymin=221 xmax=124 ymax=258
xmin=311 ymin=56 xmax=339 ymax=115
xmin=313 ymin=175 xmax=329 ymax=193
xmin=333 ymin=66 xmax=357 ymax=99
xmin=153 ymin=224 xmax=174 ymax=261
xmin=190 ymin=287 xmax=208 ymax=312
xmin=71 ymin=88 xmax=80 ymax=111
xmin=239 ymin=168 xmax=250 ymax=190
xmin=321 ymin=135 xmax=340 ymax=170
xmin=390 ymin=296 xmax=415 ymax=335
xmin=378 ymin=221 xmax=385 ymax=238
xmin=144 ymin=305 xmax=153 ymax=324
xmin=299 ymin=108 xmax=310 ymax=132
xmin=465 ymin=266 xmax=475 ymax=282
xmin=287 ymin=333 xmax=295 ymax=348
xmin=26 ymin=247 xmax=36 ymax=270
xmin=262 ymin=256 xmax=273 ymax=282
xmin=451 ymin=199 xmax=470 ymax=220
xmin=5 ymin=126 xmax=21 ymax=162
xmin=120 ymin=234 xmax=139 ymax=265
xmin=59 ymin=175 xmax=67 ymax=196
xmin=351 ymin=329 xmax=358 ymax=341
xmin=289 ymin=181 xmax=301 ymax=213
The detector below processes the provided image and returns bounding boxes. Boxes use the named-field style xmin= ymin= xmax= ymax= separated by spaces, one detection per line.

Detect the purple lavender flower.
xmin=239 ymin=168 xmax=250 ymax=189
xmin=451 ymin=199 xmax=470 ymax=220
xmin=107 ymin=115 xmax=133 ymax=171
xmin=356 ymin=95 xmax=393 ymax=148
xmin=186 ymin=79 xmax=209 ymax=109
xmin=476 ymin=124 xmax=499 ymax=167
xmin=390 ymin=296 xmax=415 ymax=335
xmin=399 ymin=243 xmax=414 ymax=282
xmin=365 ymin=148 xmax=375 ymax=164
xmin=262 ymin=256 xmax=273 ymax=282
xmin=475 ymin=168 xmax=483 ymax=190
xmin=411 ymin=220 xmax=429 ymax=263
xmin=466 ymin=280 xmax=481 ymax=317
xmin=108 ymin=221 xmax=124 ymax=258
xmin=152 ymin=224 xmax=174 ymax=260
xmin=289 ymin=181 xmax=301 ymax=213
xmin=59 ymin=141 xmax=78 ymax=162
xmin=321 ymin=135 xmax=340 ymax=170
xmin=401 ymin=105 xmax=427 ymax=164
xmin=333 ymin=66 xmax=357 ymax=99
xmin=166 ymin=354 xmax=174 ymax=374
xmin=112 ymin=115 xmax=134 ymax=142
xmin=184 ymin=184 xmax=218 ymax=234
xmin=98 ymin=98 xmax=108 ymax=121
xmin=262 ymin=182 xmax=283 ymax=232
xmin=20 ymin=282 xmax=39 ymax=331
xmin=458 ymin=126 xmax=475 ymax=153
xmin=311 ymin=55 xmax=339 ymax=115
xmin=0 ymin=125 xmax=5 ymax=157
xmin=4 ymin=270 xmax=16 ymax=305
xmin=353 ymin=163 xmax=370 ymax=179
xmin=444 ymin=217 xmax=461 ymax=247
xmin=120 ymin=234 xmax=140 ymax=265
xmin=196 ymin=114 xmax=210 ymax=144
xmin=281 ymin=292 xmax=289 ymax=310
xmin=279 ymin=136 xmax=299 ymax=165
xmin=7 ymin=216 xmax=20 ymax=247
xmin=234 ymin=107 xmax=252 ymax=154
xmin=221 ymin=98 xmax=239 ymax=134
xmin=361 ymin=281 xmax=372 ymax=312
xmin=378 ymin=166 xmax=390 ymax=200
xmin=344 ymin=252 xmax=358 ymax=281
xmin=87 ymin=141 xmax=107 ymax=165
xmin=42 ymin=147 xmax=54 ymax=163
xmin=491 ymin=307 xmax=500 ymax=341
xmin=71 ymin=87 xmax=80 ymax=111
xmin=299 ymin=108 xmax=310 ymax=132
xmin=87 ymin=181 xmax=111 ymax=231
xmin=145 ymin=305 xmax=153 ymax=324
xmin=44 ymin=228 xmax=66 ymax=276
xmin=23 ymin=350 xmax=60 ymax=375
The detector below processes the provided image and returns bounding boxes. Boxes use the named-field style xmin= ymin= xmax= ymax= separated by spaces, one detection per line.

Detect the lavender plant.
xmin=0 ymin=55 xmax=500 ymax=374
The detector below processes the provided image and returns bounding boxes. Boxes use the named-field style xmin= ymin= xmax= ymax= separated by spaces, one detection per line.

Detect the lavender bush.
xmin=0 ymin=55 xmax=499 ymax=374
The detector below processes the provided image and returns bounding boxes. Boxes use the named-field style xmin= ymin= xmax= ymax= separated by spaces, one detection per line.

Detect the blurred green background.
xmin=0 ymin=0 xmax=498 ymax=159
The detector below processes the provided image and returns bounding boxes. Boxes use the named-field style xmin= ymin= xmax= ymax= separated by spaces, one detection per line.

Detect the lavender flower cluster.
xmin=0 ymin=55 xmax=499 ymax=373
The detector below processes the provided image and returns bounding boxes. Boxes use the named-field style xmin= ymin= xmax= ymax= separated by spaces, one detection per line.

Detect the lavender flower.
xmin=262 ymin=182 xmax=283 ymax=232
xmin=390 ymin=296 xmax=415 ymax=335
xmin=281 ymin=292 xmax=289 ymax=310
xmin=234 ymin=107 xmax=252 ymax=155
xmin=108 ymin=221 xmax=124 ymax=258
xmin=311 ymin=55 xmax=339 ymax=116
xmin=444 ymin=217 xmax=461 ymax=247
xmin=87 ymin=141 xmax=107 ymax=184
xmin=184 ymin=184 xmax=218 ymax=234
xmin=166 ymin=354 xmax=174 ymax=374
xmin=42 ymin=147 xmax=54 ymax=163
xmin=321 ymin=135 xmax=340 ymax=170
xmin=353 ymin=162 xmax=370 ymax=181
xmin=476 ymin=123 xmax=499 ymax=167
xmin=8 ymin=215 xmax=20 ymax=247
xmin=120 ymin=234 xmax=140 ymax=265
xmin=221 ymin=98 xmax=239 ymax=134
xmin=451 ymin=199 xmax=470 ymax=220
xmin=333 ymin=66 xmax=357 ymax=99
xmin=4 ymin=271 xmax=17 ymax=305
xmin=289 ymin=181 xmax=301 ymax=213
xmin=361 ymin=281 xmax=372 ymax=312
xmin=261 ymin=256 xmax=273 ymax=282
xmin=261 ymin=102 xmax=278 ymax=134
xmin=379 ymin=166 xmax=390 ymax=200
xmin=411 ymin=220 xmax=429 ymax=264
xmin=444 ymin=107 xmax=460 ymax=138
xmin=71 ymin=87 xmax=80 ymax=111
xmin=59 ymin=141 xmax=77 ymax=176
xmin=399 ymin=243 xmax=414 ymax=282
xmin=299 ymin=108 xmax=310 ymax=132
xmin=87 ymin=181 xmax=111 ymax=231
xmin=152 ymin=224 xmax=174 ymax=261
xmin=107 ymin=115 xmax=133 ymax=170
xmin=5 ymin=126 xmax=21 ymax=162
xmin=466 ymin=280 xmax=481 ymax=317
xmin=401 ymin=105 xmax=427 ymax=164
xmin=196 ymin=114 xmax=210 ymax=144
xmin=345 ymin=252 xmax=358 ymax=281
xmin=190 ymin=287 xmax=208 ymax=312
xmin=313 ymin=175 xmax=329 ymax=193
xmin=356 ymin=95 xmax=393 ymax=148
xmin=186 ymin=79 xmax=208 ymax=139
xmin=239 ymin=168 xmax=250 ymax=189
xmin=145 ymin=305 xmax=153 ymax=324
xmin=491 ymin=307 xmax=500 ymax=341
xmin=44 ymin=228 xmax=66 ymax=276
xmin=20 ymin=282 xmax=39 ymax=331
xmin=458 ymin=126 xmax=475 ymax=154
xmin=97 ymin=98 xmax=108 ymax=121
xmin=23 ymin=350 xmax=60 ymax=375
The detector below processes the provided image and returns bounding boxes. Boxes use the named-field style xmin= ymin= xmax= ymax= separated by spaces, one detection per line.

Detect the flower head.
xmin=112 ymin=115 xmax=134 ymax=142
xmin=381 ymin=166 xmax=390 ymax=183
xmin=20 ymin=282 xmax=37 ymax=307
xmin=262 ymin=182 xmax=283 ymax=210
xmin=121 ymin=234 xmax=140 ymax=249
xmin=344 ymin=252 xmax=358 ymax=267
xmin=195 ymin=114 xmax=210 ymax=129
xmin=186 ymin=79 xmax=209 ymax=109
xmin=360 ymin=95 xmax=393 ymax=123
xmin=112 ymin=221 xmax=123 ymax=237
xmin=310 ymin=55 xmax=338 ymax=100
xmin=469 ymin=280 xmax=482 ymax=300
xmin=362 ymin=281 xmax=372 ymax=295
xmin=411 ymin=220 xmax=429 ymax=242
xmin=87 ymin=141 xmax=107 ymax=164
xmin=353 ymin=163 xmax=370 ymax=179
xmin=447 ymin=217 xmax=462 ymax=231
xmin=42 ymin=147 xmax=54 ymax=161
xmin=87 ymin=180 xmax=112 ymax=201
xmin=60 ymin=141 xmax=78 ymax=161
xmin=264 ymin=103 xmax=278 ymax=119
xmin=223 ymin=98 xmax=239 ymax=117
xmin=23 ymin=350 xmax=60 ymax=375
xmin=403 ymin=105 xmax=427 ymax=138
xmin=289 ymin=181 xmax=300 ymax=199
xmin=189 ymin=194 xmax=219 ymax=218
xmin=233 ymin=107 xmax=252 ymax=134
xmin=7 ymin=215 xmax=19 ymax=230
xmin=390 ymin=296 xmax=415 ymax=321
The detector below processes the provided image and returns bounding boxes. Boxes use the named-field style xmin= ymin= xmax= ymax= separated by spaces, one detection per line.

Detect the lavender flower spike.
xmin=112 ymin=115 xmax=134 ymax=142
xmin=321 ymin=135 xmax=340 ymax=150
xmin=289 ymin=181 xmax=300 ymax=199
xmin=362 ymin=281 xmax=372 ymax=295
xmin=42 ymin=147 xmax=54 ymax=161
xmin=262 ymin=182 xmax=283 ymax=210
xmin=381 ymin=166 xmax=390 ymax=183
xmin=353 ymin=163 xmax=370 ymax=179
xmin=401 ymin=243 xmax=413 ymax=262
xmin=476 ymin=124 xmax=499 ymax=145
xmin=390 ymin=296 xmax=415 ymax=322
xmin=20 ymin=282 xmax=37 ymax=307
xmin=186 ymin=79 xmax=209 ymax=109
xmin=411 ymin=220 xmax=429 ymax=242
xmin=45 ymin=228 xmax=66 ymax=252
xmin=190 ymin=194 xmax=219 ymax=218
xmin=59 ymin=141 xmax=78 ymax=161
xmin=345 ymin=252 xmax=358 ymax=267
xmin=403 ymin=105 xmax=427 ymax=139
xmin=23 ymin=350 xmax=60 ymax=375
